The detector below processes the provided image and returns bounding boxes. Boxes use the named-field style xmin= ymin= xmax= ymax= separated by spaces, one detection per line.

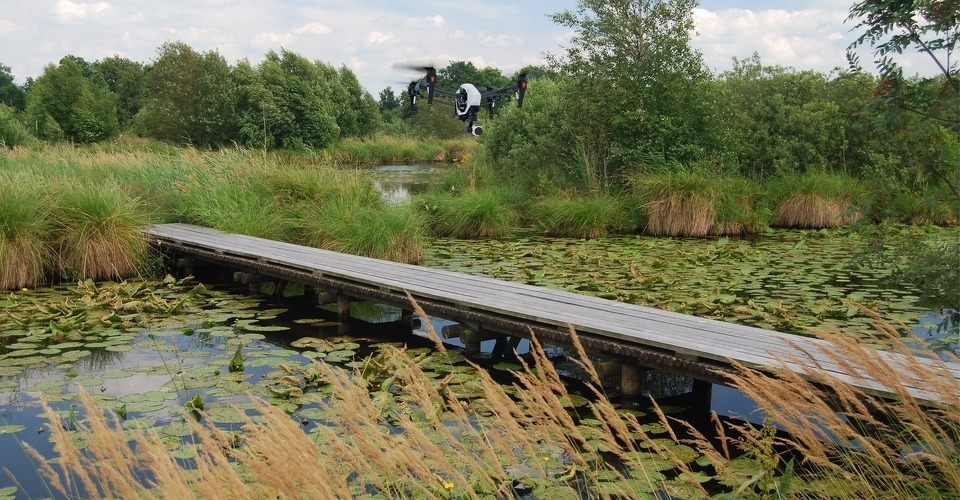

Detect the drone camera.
xmin=469 ymin=124 xmax=483 ymax=136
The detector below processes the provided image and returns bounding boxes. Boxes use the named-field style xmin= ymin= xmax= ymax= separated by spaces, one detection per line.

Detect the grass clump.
xmin=299 ymin=199 xmax=426 ymax=263
xmin=629 ymin=170 xmax=718 ymax=237
xmin=330 ymin=136 xmax=476 ymax=166
xmin=531 ymin=192 xmax=629 ymax=238
xmin=50 ymin=182 xmax=148 ymax=281
xmin=416 ymin=188 xmax=518 ymax=238
xmin=769 ymin=172 xmax=865 ymax=228
xmin=0 ymin=178 xmax=53 ymax=289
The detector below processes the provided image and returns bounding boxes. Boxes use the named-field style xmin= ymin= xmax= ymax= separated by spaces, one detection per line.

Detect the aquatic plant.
xmin=769 ymin=172 xmax=865 ymax=228
xmin=0 ymin=177 xmax=53 ymax=289
xmin=49 ymin=181 xmax=149 ymax=281
xmin=531 ymin=192 xmax=630 ymax=238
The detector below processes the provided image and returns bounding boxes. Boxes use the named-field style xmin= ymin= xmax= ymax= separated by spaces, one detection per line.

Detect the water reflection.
xmin=367 ymin=164 xmax=439 ymax=204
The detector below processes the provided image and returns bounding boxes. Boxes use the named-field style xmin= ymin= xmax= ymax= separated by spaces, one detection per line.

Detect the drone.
xmin=398 ymin=65 xmax=530 ymax=136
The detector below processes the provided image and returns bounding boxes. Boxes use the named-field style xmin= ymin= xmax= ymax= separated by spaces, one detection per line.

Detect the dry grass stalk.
xmin=0 ymin=236 xmax=49 ymax=289
xmin=723 ymin=312 xmax=960 ymax=497
xmin=644 ymin=192 xmax=714 ymax=237
xmin=776 ymin=193 xmax=857 ymax=228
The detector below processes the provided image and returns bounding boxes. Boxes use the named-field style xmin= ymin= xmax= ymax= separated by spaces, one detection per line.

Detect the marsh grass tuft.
xmin=531 ymin=192 xmax=629 ymax=238
xmin=416 ymin=188 xmax=518 ymax=238
xmin=50 ymin=182 xmax=148 ymax=281
xmin=300 ymin=198 xmax=426 ymax=264
xmin=770 ymin=172 xmax=864 ymax=228
xmin=0 ymin=178 xmax=53 ymax=289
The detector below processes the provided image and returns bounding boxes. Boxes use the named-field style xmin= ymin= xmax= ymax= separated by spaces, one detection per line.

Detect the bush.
xmin=0 ymin=104 xmax=30 ymax=147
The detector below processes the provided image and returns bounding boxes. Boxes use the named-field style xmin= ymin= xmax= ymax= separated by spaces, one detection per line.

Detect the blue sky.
xmin=0 ymin=1 xmax=934 ymax=94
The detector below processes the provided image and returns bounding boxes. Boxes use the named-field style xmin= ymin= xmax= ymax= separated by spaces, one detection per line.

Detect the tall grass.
xmin=629 ymin=170 xmax=768 ymax=237
xmin=299 ymin=198 xmax=426 ymax=264
xmin=531 ymin=192 xmax=630 ymax=238
xmin=49 ymin=181 xmax=149 ymax=281
xmin=0 ymin=176 xmax=53 ymax=288
xmin=769 ymin=172 xmax=865 ymax=228
xmin=27 ymin=310 xmax=959 ymax=498
xmin=416 ymin=188 xmax=518 ymax=238
xmin=330 ymin=136 xmax=476 ymax=166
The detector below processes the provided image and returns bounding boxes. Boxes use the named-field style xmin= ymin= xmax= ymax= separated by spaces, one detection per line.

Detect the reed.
xmin=24 ymin=304 xmax=960 ymax=498
xmin=531 ymin=192 xmax=629 ymax=238
xmin=49 ymin=181 xmax=149 ymax=281
xmin=0 ymin=176 xmax=53 ymax=289
xmin=770 ymin=172 xmax=865 ymax=228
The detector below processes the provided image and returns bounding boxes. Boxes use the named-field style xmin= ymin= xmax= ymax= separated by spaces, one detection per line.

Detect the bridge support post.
xmin=621 ymin=363 xmax=645 ymax=397
xmin=337 ymin=294 xmax=351 ymax=335
xmin=690 ymin=379 xmax=713 ymax=414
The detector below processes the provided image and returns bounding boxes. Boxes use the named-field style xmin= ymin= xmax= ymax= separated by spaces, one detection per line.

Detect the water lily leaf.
xmin=161 ymin=422 xmax=195 ymax=438
xmin=0 ymin=425 xmax=26 ymax=435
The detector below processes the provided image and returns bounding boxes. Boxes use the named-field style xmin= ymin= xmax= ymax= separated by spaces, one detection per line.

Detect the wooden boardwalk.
xmin=145 ymin=223 xmax=959 ymax=405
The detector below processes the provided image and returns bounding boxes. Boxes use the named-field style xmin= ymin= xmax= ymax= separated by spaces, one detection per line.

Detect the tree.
xmin=95 ymin=56 xmax=145 ymax=128
xmin=847 ymin=0 xmax=959 ymax=200
xmin=0 ymin=64 xmax=26 ymax=111
xmin=234 ymin=49 xmax=339 ymax=150
xmin=26 ymin=56 xmax=118 ymax=142
xmin=547 ymin=0 xmax=709 ymax=187
xmin=136 ymin=42 xmax=237 ymax=147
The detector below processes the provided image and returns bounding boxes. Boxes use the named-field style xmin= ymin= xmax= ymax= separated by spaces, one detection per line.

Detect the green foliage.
xmin=26 ymin=57 xmax=119 ymax=143
xmin=229 ymin=346 xmax=244 ymax=373
xmin=94 ymin=56 xmax=145 ymax=128
xmin=408 ymin=104 xmax=466 ymax=140
xmin=0 ymin=103 xmax=30 ymax=147
xmin=136 ymin=42 xmax=237 ymax=147
xmin=0 ymin=63 xmax=26 ymax=110
xmin=550 ymin=0 xmax=710 ymax=176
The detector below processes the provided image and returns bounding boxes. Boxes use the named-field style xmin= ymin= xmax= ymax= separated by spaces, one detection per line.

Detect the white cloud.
xmin=481 ymin=34 xmax=524 ymax=47
xmin=365 ymin=31 xmax=396 ymax=46
xmin=692 ymin=7 xmax=850 ymax=74
xmin=253 ymin=31 xmax=293 ymax=48
xmin=426 ymin=15 xmax=444 ymax=27
xmin=0 ymin=19 xmax=19 ymax=34
xmin=294 ymin=22 xmax=331 ymax=35
xmin=55 ymin=0 xmax=112 ymax=22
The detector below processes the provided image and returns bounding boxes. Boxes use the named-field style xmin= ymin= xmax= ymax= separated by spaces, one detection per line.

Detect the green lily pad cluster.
xmin=422 ymin=227 xmax=954 ymax=338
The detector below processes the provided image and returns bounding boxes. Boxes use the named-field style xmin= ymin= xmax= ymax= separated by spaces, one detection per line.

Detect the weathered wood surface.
xmin=144 ymin=223 xmax=959 ymax=404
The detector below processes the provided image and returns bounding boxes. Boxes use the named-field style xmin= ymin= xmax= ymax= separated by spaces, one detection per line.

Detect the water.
xmin=368 ymin=164 xmax=439 ymax=204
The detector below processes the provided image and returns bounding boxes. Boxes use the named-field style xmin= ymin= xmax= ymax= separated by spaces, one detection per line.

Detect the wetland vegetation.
xmin=1 ymin=0 xmax=958 ymax=497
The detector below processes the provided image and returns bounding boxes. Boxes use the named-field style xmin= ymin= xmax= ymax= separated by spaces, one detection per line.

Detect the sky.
xmin=0 ymin=0 xmax=938 ymax=95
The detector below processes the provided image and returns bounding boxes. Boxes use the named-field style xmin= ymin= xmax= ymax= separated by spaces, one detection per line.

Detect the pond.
xmin=0 ymin=225 xmax=955 ymax=498
xmin=368 ymin=164 xmax=440 ymax=204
